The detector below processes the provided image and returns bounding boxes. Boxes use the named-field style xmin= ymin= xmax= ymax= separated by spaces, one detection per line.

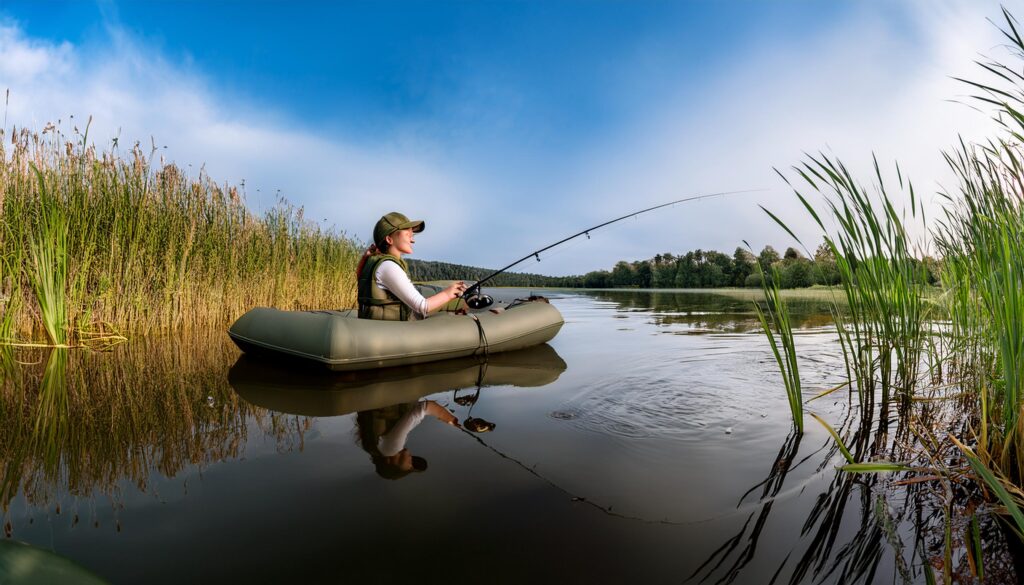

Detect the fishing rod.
xmin=460 ymin=189 xmax=762 ymax=309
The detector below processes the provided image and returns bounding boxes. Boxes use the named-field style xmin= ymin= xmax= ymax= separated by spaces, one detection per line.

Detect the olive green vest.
xmin=358 ymin=254 xmax=413 ymax=321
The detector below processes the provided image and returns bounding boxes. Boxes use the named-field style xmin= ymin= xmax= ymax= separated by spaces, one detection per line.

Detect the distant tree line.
xmin=578 ymin=244 xmax=941 ymax=289
xmin=410 ymin=244 xmax=942 ymax=290
xmin=407 ymin=259 xmax=582 ymax=288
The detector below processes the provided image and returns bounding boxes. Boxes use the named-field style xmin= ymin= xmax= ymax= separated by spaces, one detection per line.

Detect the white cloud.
xmin=0 ymin=3 xmax=1015 ymax=277
xmin=527 ymin=1 xmax=1008 ymax=275
xmin=0 ymin=17 xmax=476 ymax=256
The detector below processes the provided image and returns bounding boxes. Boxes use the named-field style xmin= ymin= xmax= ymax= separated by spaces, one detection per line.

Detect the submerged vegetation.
xmin=0 ymin=126 xmax=362 ymax=342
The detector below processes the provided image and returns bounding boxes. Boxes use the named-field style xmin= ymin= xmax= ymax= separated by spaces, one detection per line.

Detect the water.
xmin=0 ymin=290 xmax=1013 ymax=583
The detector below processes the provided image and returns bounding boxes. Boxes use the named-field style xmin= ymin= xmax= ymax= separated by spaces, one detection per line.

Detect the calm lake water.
xmin=0 ymin=289 xmax=1014 ymax=583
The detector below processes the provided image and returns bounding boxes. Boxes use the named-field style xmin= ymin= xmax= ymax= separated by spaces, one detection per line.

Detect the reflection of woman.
xmin=355 ymin=400 xmax=459 ymax=480
xmin=356 ymin=212 xmax=466 ymax=320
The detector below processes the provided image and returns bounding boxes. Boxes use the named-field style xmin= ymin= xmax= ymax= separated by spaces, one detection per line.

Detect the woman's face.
xmin=387 ymin=228 xmax=415 ymax=256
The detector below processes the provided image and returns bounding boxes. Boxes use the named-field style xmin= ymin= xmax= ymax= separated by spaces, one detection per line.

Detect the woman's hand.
xmin=424 ymin=280 xmax=467 ymax=313
xmin=443 ymin=280 xmax=466 ymax=300
xmin=425 ymin=401 xmax=460 ymax=427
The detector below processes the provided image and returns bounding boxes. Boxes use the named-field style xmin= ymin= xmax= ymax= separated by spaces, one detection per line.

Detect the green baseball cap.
xmin=373 ymin=212 xmax=425 ymax=247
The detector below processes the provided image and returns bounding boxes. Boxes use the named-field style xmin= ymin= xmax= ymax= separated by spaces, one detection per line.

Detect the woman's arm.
xmin=376 ymin=262 xmax=466 ymax=317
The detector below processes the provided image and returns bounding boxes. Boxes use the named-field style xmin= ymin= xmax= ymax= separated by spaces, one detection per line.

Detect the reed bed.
xmin=774 ymin=154 xmax=931 ymax=413
xmin=756 ymin=10 xmax=1024 ymax=565
xmin=0 ymin=125 xmax=362 ymax=341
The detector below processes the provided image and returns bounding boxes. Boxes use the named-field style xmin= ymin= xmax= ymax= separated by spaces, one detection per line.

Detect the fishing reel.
xmin=462 ymin=284 xmax=494 ymax=310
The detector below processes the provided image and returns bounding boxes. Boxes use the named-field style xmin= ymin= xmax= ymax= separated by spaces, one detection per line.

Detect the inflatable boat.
xmin=229 ymin=343 xmax=566 ymax=416
xmin=228 ymin=296 xmax=563 ymax=371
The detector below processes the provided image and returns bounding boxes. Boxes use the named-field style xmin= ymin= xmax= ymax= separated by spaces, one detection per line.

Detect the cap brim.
xmin=401 ymin=220 xmax=425 ymax=233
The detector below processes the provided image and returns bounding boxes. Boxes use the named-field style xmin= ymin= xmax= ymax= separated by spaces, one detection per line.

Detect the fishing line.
xmin=453 ymin=424 xmax=838 ymax=527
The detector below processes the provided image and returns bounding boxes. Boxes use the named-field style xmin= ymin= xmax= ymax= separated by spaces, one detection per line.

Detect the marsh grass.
xmin=922 ymin=9 xmax=1024 ymax=513
xmin=0 ymin=125 xmax=362 ymax=341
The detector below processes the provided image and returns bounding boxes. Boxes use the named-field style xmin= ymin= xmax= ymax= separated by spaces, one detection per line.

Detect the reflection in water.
xmin=692 ymin=380 xmax=1018 ymax=583
xmin=690 ymin=431 xmax=807 ymax=583
xmin=355 ymin=400 xmax=456 ymax=480
xmin=228 ymin=343 xmax=566 ymax=417
xmin=3 ymin=291 xmax=1016 ymax=583
xmin=0 ymin=335 xmax=306 ymax=531
xmin=580 ymin=289 xmax=836 ymax=332
xmin=230 ymin=344 xmax=566 ymax=479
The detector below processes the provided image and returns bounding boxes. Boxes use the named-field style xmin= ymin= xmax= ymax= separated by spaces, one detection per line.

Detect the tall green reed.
xmin=751 ymin=262 xmax=803 ymax=433
xmin=773 ymin=155 xmax=930 ymax=417
xmin=26 ymin=166 xmax=68 ymax=345
xmin=937 ymin=140 xmax=1024 ymax=480
xmin=0 ymin=126 xmax=362 ymax=340
xmin=931 ymin=8 xmax=1024 ymax=488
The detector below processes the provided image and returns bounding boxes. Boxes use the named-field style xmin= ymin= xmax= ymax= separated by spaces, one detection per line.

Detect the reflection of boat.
xmin=228 ymin=298 xmax=563 ymax=371
xmin=228 ymin=343 xmax=567 ymax=416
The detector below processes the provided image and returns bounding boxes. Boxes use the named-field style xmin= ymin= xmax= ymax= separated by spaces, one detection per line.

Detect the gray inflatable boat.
xmin=228 ymin=297 xmax=564 ymax=371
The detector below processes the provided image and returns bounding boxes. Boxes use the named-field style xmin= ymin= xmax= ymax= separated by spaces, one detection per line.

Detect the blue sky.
xmin=0 ymin=0 xmax=1008 ymax=274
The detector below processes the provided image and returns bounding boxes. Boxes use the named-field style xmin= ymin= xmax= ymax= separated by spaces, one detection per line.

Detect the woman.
xmin=356 ymin=212 xmax=466 ymax=320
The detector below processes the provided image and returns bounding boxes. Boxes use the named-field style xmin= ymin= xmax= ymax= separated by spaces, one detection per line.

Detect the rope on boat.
xmin=469 ymin=314 xmax=489 ymax=358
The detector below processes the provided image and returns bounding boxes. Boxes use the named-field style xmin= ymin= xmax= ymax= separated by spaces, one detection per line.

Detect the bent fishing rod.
xmin=460 ymin=189 xmax=762 ymax=309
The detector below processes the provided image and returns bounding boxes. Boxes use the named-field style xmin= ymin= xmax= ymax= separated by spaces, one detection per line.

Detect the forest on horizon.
xmin=409 ymin=243 xmax=942 ymax=289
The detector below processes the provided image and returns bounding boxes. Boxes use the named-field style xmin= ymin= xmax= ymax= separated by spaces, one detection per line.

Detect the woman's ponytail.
xmin=355 ymin=243 xmax=379 ymax=279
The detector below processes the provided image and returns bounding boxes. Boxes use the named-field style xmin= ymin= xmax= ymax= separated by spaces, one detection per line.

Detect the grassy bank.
xmin=0 ymin=126 xmax=361 ymax=342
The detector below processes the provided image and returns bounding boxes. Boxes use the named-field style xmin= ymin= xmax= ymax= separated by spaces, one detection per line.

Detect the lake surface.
xmin=0 ymin=289 xmax=1014 ymax=583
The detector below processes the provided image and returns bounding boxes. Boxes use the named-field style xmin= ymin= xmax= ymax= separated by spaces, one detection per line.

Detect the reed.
xmin=25 ymin=165 xmax=68 ymax=345
xmin=0 ymin=126 xmax=362 ymax=341
xmin=930 ymin=8 xmax=1024 ymax=493
xmin=758 ymin=8 xmax=1024 ymax=548
xmin=772 ymin=154 xmax=931 ymax=422
xmin=752 ymin=264 xmax=803 ymax=432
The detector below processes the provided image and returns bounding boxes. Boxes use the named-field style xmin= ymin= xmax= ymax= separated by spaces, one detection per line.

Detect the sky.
xmin=0 ymin=0 xmax=1014 ymax=275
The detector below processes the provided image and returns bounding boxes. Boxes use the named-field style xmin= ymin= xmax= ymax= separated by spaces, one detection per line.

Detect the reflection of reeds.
xmin=31 ymin=349 xmax=69 ymax=477
xmin=689 ymin=431 xmax=803 ymax=583
xmin=0 ymin=333 xmax=309 ymax=523
xmin=0 ymin=126 xmax=361 ymax=340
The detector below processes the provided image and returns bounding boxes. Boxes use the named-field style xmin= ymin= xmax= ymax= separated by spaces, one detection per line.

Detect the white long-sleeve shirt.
xmin=377 ymin=401 xmax=429 ymax=456
xmin=375 ymin=260 xmax=429 ymax=319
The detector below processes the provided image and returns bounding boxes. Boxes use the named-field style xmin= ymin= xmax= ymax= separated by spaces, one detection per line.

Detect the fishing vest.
xmin=358 ymin=254 xmax=413 ymax=321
